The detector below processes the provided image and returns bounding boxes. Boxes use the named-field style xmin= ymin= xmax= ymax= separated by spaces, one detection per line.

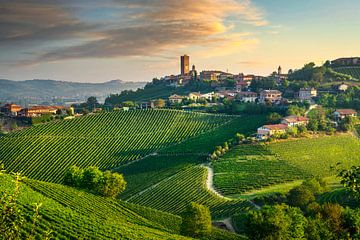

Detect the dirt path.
xmin=201 ymin=163 xmax=231 ymax=200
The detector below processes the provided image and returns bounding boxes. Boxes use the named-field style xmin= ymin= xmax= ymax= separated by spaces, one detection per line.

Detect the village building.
xmin=333 ymin=109 xmax=357 ymax=121
xmin=201 ymin=92 xmax=215 ymax=101
xmin=274 ymin=66 xmax=288 ymax=83
xmin=1 ymin=103 xmax=22 ymax=116
xmin=18 ymin=106 xmax=63 ymax=117
xmin=259 ymin=90 xmax=282 ymax=103
xmin=281 ymin=115 xmax=309 ymax=127
xmin=237 ymin=92 xmax=258 ymax=102
xmin=139 ymin=102 xmax=155 ymax=109
xmin=200 ymin=70 xmax=226 ymax=81
xmin=298 ymin=88 xmax=317 ymax=101
xmin=257 ymin=124 xmax=288 ymax=137
xmin=188 ymin=92 xmax=203 ymax=101
xmin=168 ymin=94 xmax=185 ymax=104
xmin=331 ymin=57 xmax=360 ymax=66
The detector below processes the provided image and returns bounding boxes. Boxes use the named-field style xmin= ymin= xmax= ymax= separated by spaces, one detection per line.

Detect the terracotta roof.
xmin=282 ymin=115 xmax=309 ymax=123
xmin=263 ymin=124 xmax=288 ymax=130
xmin=335 ymin=109 xmax=357 ymax=115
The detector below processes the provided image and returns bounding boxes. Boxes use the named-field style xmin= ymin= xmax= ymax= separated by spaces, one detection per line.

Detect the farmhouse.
xmin=237 ymin=92 xmax=257 ymax=102
xmin=168 ymin=94 xmax=185 ymax=104
xmin=257 ymin=124 xmax=288 ymax=137
xmin=259 ymin=90 xmax=282 ymax=103
xmin=281 ymin=115 xmax=309 ymax=127
xmin=333 ymin=109 xmax=357 ymax=120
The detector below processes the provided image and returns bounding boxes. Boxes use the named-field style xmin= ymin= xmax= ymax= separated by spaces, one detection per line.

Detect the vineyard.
xmin=1 ymin=173 xmax=242 ymax=240
xmin=0 ymin=110 xmax=240 ymax=183
xmin=267 ymin=135 xmax=360 ymax=177
xmin=332 ymin=66 xmax=360 ymax=80
xmin=213 ymin=135 xmax=360 ymax=196
xmin=127 ymin=165 xmax=254 ymax=219
xmin=0 ymin=173 xmax=188 ymax=239
xmin=213 ymin=145 xmax=307 ymax=196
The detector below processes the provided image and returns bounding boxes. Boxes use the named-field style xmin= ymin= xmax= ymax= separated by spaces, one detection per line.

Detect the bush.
xmin=64 ymin=166 xmax=127 ymax=198
xmin=181 ymin=203 xmax=212 ymax=238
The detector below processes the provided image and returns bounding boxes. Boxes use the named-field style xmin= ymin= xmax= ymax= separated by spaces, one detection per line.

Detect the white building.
xmin=298 ymin=88 xmax=317 ymax=101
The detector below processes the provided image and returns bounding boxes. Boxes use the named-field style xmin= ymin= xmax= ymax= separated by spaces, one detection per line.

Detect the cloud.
xmin=1 ymin=0 xmax=268 ymax=64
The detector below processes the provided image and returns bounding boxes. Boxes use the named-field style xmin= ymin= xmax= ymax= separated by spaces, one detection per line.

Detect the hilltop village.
xmin=1 ymin=55 xmax=360 ymax=140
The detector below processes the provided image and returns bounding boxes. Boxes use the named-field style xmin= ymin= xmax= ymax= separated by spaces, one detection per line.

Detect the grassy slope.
xmin=0 ymin=110 xmax=236 ymax=183
xmin=213 ymin=134 xmax=360 ymax=197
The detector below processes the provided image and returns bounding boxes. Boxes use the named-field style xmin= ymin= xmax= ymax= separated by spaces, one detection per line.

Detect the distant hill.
xmin=0 ymin=79 xmax=146 ymax=103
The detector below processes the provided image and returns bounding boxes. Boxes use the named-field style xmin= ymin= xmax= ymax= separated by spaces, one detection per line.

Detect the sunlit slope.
xmin=0 ymin=110 xmax=237 ymax=182
xmin=213 ymin=135 xmax=360 ymax=196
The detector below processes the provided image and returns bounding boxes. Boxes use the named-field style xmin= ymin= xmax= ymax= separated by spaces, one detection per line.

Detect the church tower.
xmin=278 ymin=66 xmax=282 ymax=75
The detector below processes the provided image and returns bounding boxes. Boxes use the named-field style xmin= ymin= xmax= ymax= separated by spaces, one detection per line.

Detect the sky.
xmin=0 ymin=0 xmax=359 ymax=83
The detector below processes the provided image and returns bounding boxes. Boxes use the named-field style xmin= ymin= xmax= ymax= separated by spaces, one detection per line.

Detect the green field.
xmin=213 ymin=135 xmax=360 ymax=196
xmin=332 ymin=66 xmax=360 ymax=80
xmin=0 ymin=110 xmax=242 ymax=183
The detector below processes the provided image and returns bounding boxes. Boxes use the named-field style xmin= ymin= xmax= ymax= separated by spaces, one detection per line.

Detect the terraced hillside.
xmin=332 ymin=66 xmax=360 ymax=80
xmin=0 ymin=110 xmax=240 ymax=183
xmin=213 ymin=135 xmax=360 ymax=196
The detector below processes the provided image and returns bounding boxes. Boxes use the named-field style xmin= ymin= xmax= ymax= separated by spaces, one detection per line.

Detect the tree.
xmin=338 ymin=166 xmax=360 ymax=198
xmin=236 ymin=133 xmax=245 ymax=143
xmin=63 ymin=166 xmax=127 ymax=198
xmin=81 ymin=166 xmax=103 ymax=191
xmin=64 ymin=165 xmax=83 ymax=187
xmin=181 ymin=203 xmax=212 ymax=238
xmin=287 ymin=185 xmax=315 ymax=207
xmin=122 ymin=101 xmax=136 ymax=108
xmin=86 ymin=96 xmax=99 ymax=111
xmin=100 ymin=171 xmax=126 ymax=198
xmin=244 ymin=204 xmax=307 ymax=240
xmin=267 ymin=112 xmax=282 ymax=124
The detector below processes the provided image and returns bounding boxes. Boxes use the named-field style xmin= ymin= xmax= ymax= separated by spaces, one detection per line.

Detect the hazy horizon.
xmin=1 ymin=0 xmax=360 ymax=83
